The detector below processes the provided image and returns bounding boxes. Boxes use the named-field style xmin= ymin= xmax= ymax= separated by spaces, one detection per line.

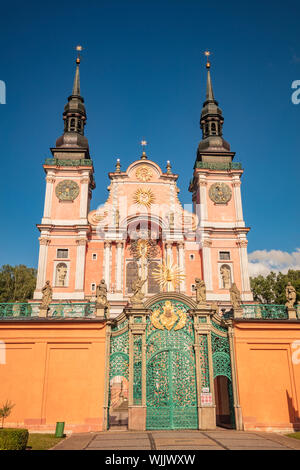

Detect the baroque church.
xmin=1 ymin=53 xmax=299 ymax=434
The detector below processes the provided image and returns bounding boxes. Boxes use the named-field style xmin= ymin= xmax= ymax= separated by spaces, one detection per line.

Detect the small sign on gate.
xmin=201 ymin=392 xmax=212 ymax=406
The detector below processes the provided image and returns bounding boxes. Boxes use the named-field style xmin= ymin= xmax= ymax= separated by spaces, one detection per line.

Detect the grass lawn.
xmin=286 ymin=432 xmax=300 ymax=441
xmin=27 ymin=433 xmax=65 ymax=450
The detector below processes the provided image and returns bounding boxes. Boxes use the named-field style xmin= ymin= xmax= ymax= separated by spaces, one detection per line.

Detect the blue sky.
xmin=0 ymin=0 xmax=299 ymax=272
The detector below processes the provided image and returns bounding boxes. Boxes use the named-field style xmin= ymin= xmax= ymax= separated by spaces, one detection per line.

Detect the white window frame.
xmin=56 ymin=248 xmax=69 ymax=259
xmin=52 ymin=260 xmax=70 ymax=287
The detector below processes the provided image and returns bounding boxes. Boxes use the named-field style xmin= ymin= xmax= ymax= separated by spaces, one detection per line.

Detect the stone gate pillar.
xmin=191 ymin=306 xmax=216 ymax=430
xmin=125 ymin=305 xmax=149 ymax=430
xmin=226 ymin=319 xmax=243 ymax=430
xmin=103 ymin=320 xmax=112 ymax=431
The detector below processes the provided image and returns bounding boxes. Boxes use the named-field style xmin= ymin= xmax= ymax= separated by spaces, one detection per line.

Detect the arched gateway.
xmin=105 ymin=293 xmax=242 ymax=431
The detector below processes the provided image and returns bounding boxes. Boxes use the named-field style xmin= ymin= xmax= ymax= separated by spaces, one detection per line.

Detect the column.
xmin=165 ymin=242 xmax=173 ymax=263
xmin=104 ymin=241 xmax=111 ymax=289
xmin=116 ymin=242 xmax=123 ymax=292
xmin=36 ymin=237 xmax=50 ymax=290
xmin=43 ymin=176 xmax=55 ymax=219
xmin=227 ymin=322 xmax=243 ymax=430
xmin=202 ymin=239 xmax=213 ymax=291
xmin=80 ymin=177 xmax=90 ymax=219
xmin=232 ymin=179 xmax=243 ymax=222
xmin=198 ymin=176 xmax=208 ymax=223
xmin=75 ymin=238 xmax=87 ymax=290
xmin=177 ymin=242 xmax=185 ymax=292
xmin=103 ymin=323 xmax=112 ymax=431
xmin=237 ymin=240 xmax=251 ymax=293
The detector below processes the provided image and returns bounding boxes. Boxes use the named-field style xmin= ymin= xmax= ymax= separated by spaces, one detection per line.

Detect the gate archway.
xmin=146 ymin=299 xmax=198 ymax=430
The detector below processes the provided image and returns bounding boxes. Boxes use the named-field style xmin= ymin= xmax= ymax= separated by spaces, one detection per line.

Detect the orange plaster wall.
xmin=234 ymin=322 xmax=300 ymax=432
xmin=84 ymin=242 xmax=104 ymax=294
xmin=0 ymin=322 xmax=107 ymax=433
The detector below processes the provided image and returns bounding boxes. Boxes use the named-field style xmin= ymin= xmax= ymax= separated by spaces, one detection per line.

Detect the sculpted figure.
xmin=285 ymin=282 xmax=296 ymax=308
xmin=230 ymin=283 xmax=241 ymax=309
xmin=57 ymin=265 xmax=67 ymax=286
xmin=220 ymin=265 xmax=231 ymax=289
xmin=130 ymin=275 xmax=147 ymax=305
xmin=41 ymin=281 xmax=52 ymax=309
xmin=96 ymin=279 xmax=110 ymax=309
xmin=195 ymin=278 xmax=206 ymax=305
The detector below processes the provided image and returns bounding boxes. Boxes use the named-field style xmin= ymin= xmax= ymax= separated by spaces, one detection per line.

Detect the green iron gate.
xmin=146 ymin=300 xmax=198 ymax=430
xmin=211 ymin=321 xmax=235 ymax=428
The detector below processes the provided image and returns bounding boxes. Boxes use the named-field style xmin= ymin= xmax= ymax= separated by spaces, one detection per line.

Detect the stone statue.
xmin=114 ymin=209 xmax=120 ymax=228
xmin=96 ymin=279 xmax=110 ymax=309
xmin=41 ymin=281 xmax=52 ymax=309
xmin=195 ymin=278 xmax=206 ymax=305
xmin=57 ymin=265 xmax=67 ymax=286
xmin=220 ymin=265 xmax=231 ymax=289
xmin=230 ymin=283 xmax=241 ymax=309
xmin=130 ymin=275 xmax=147 ymax=305
xmin=285 ymin=282 xmax=296 ymax=309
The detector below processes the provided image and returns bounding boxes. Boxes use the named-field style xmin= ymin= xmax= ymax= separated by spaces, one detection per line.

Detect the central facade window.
xmin=57 ymin=249 xmax=69 ymax=259
xmin=219 ymin=251 xmax=230 ymax=260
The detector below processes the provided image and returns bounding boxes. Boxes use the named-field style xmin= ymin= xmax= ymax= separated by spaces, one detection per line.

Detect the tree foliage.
xmin=0 ymin=265 xmax=37 ymax=303
xmin=250 ymin=269 xmax=300 ymax=304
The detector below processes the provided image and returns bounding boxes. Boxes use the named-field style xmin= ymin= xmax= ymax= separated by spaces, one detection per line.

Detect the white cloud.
xmin=248 ymin=248 xmax=300 ymax=277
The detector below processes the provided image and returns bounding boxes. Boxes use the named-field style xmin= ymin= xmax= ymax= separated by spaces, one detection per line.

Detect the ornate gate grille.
xmin=146 ymin=300 xmax=198 ymax=430
xmin=211 ymin=321 xmax=235 ymax=428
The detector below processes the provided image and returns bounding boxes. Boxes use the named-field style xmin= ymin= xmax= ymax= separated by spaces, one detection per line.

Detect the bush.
xmin=0 ymin=428 xmax=29 ymax=450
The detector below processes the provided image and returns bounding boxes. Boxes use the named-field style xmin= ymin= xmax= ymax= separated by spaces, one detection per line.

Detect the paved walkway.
xmin=53 ymin=429 xmax=300 ymax=450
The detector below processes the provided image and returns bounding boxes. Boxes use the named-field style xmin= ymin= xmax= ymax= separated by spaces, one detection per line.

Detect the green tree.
xmin=0 ymin=265 xmax=37 ymax=302
xmin=0 ymin=400 xmax=15 ymax=428
xmin=250 ymin=270 xmax=300 ymax=304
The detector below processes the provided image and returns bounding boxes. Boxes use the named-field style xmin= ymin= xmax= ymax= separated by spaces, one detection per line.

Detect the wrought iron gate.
xmin=211 ymin=321 xmax=235 ymax=428
xmin=146 ymin=300 xmax=198 ymax=430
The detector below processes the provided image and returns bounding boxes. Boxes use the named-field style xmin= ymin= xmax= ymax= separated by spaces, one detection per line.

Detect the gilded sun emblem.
xmin=135 ymin=166 xmax=153 ymax=182
xmin=152 ymin=258 xmax=185 ymax=291
xmin=133 ymin=188 xmax=155 ymax=208
xmin=151 ymin=301 xmax=187 ymax=331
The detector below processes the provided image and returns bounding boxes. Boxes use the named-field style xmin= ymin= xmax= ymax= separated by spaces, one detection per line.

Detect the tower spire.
xmin=196 ymin=52 xmax=231 ymax=160
xmin=54 ymin=46 xmax=89 ymax=154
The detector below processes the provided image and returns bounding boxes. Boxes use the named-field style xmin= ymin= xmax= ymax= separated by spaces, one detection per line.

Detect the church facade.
xmin=0 ymin=56 xmax=299 ymax=434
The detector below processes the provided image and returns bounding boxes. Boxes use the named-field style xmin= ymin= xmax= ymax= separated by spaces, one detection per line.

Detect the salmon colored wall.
xmin=84 ymin=242 xmax=104 ymax=294
xmin=234 ymin=322 xmax=300 ymax=432
xmin=45 ymin=240 xmax=77 ymax=292
xmin=0 ymin=322 xmax=107 ymax=433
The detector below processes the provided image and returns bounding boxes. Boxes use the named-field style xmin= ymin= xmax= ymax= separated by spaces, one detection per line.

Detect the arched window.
xmin=126 ymin=261 xmax=139 ymax=293
xmin=69 ymin=118 xmax=76 ymax=132
xmin=220 ymin=264 xmax=231 ymax=289
xmin=211 ymin=122 xmax=217 ymax=135
xmin=148 ymin=261 xmax=160 ymax=294
xmin=77 ymin=119 xmax=82 ymax=132
xmin=55 ymin=263 xmax=68 ymax=287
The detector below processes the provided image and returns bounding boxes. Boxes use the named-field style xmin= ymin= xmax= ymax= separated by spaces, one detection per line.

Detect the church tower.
xmin=34 ymin=52 xmax=95 ymax=301
xmin=189 ymin=56 xmax=253 ymax=303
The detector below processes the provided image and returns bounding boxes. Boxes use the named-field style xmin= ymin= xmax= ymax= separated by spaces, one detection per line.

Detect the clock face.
xmin=55 ymin=180 xmax=80 ymax=201
xmin=209 ymin=182 xmax=232 ymax=204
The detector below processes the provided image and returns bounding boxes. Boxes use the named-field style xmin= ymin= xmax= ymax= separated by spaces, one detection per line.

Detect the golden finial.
xmin=140 ymin=139 xmax=148 ymax=159
xmin=166 ymin=160 xmax=172 ymax=174
xmin=76 ymin=45 xmax=83 ymax=64
xmin=204 ymin=50 xmax=211 ymax=69
xmin=115 ymin=158 xmax=121 ymax=173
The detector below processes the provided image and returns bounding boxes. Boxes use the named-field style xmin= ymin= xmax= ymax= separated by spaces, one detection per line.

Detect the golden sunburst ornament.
xmin=135 ymin=166 xmax=153 ymax=182
xmin=152 ymin=258 xmax=185 ymax=291
xmin=133 ymin=187 xmax=155 ymax=208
